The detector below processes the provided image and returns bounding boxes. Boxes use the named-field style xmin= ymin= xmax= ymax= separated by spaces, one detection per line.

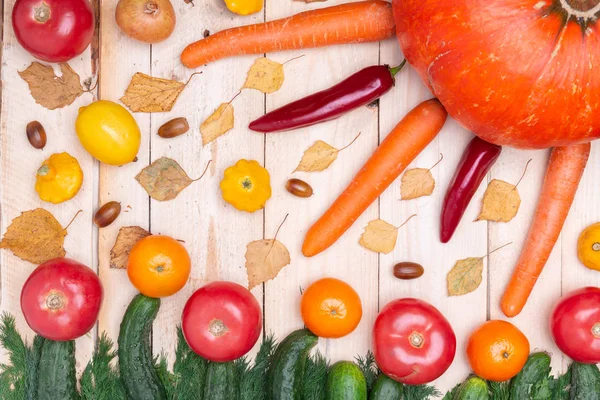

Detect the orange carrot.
xmin=181 ymin=1 xmax=395 ymax=69
xmin=302 ymin=99 xmax=448 ymax=257
xmin=501 ymin=143 xmax=591 ymax=317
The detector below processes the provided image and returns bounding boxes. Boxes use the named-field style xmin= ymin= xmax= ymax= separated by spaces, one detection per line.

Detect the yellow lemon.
xmin=76 ymin=100 xmax=141 ymax=165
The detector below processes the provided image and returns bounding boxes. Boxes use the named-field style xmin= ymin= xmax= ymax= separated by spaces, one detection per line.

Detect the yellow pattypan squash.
xmin=578 ymin=222 xmax=600 ymax=271
xmin=35 ymin=152 xmax=83 ymax=204
xmin=220 ymin=159 xmax=271 ymax=212
xmin=224 ymin=0 xmax=263 ymax=16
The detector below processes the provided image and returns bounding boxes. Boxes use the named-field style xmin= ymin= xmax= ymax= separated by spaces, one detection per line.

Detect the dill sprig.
xmin=80 ymin=333 xmax=126 ymax=400
xmin=303 ymin=351 xmax=328 ymax=400
xmin=355 ymin=351 xmax=379 ymax=393
xmin=0 ymin=313 xmax=30 ymax=399
xmin=489 ymin=380 xmax=510 ymax=400
xmin=171 ymin=327 xmax=208 ymax=400
xmin=403 ymin=383 xmax=441 ymax=400
xmin=238 ymin=334 xmax=276 ymax=400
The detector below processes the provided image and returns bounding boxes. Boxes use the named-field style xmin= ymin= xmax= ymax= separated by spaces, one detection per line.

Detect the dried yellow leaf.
xmin=0 ymin=209 xmax=68 ymax=264
xmin=401 ymin=168 xmax=435 ymax=200
xmin=245 ymin=239 xmax=291 ymax=289
xmin=121 ymin=72 xmax=191 ymax=112
xmin=359 ymin=219 xmax=398 ymax=254
xmin=447 ymin=257 xmax=483 ymax=296
xmin=294 ymin=141 xmax=339 ymax=172
xmin=477 ymin=179 xmax=521 ymax=222
xmin=110 ymin=226 xmax=151 ymax=269
xmin=201 ymin=103 xmax=235 ymax=145
xmin=243 ymin=58 xmax=285 ymax=94
xmin=135 ymin=157 xmax=194 ymax=201
xmin=19 ymin=62 xmax=83 ymax=110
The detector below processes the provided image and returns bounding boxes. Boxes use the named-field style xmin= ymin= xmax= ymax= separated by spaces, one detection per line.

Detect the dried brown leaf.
xmin=243 ymin=58 xmax=285 ymax=94
xmin=401 ymin=168 xmax=435 ymax=200
xmin=447 ymin=257 xmax=483 ymax=296
xmin=294 ymin=141 xmax=338 ymax=172
xmin=359 ymin=219 xmax=398 ymax=254
xmin=245 ymin=239 xmax=291 ymax=289
xmin=110 ymin=226 xmax=151 ymax=269
xmin=477 ymin=179 xmax=521 ymax=222
xmin=135 ymin=157 xmax=194 ymax=201
xmin=19 ymin=62 xmax=83 ymax=110
xmin=121 ymin=72 xmax=191 ymax=112
xmin=0 ymin=209 xmax=68 ymax=264
xmin=200 ymin=103 xmax=235 ymax=145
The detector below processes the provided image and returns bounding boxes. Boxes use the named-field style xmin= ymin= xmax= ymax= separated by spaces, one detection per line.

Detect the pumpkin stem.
xmin=561 ymin=0 xmax=600 ymax=13
xmin=34 ymin=2 xmax=51 ymax=23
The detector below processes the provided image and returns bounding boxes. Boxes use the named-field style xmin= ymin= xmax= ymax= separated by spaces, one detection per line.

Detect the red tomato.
xmin=550 ymin=287 xmax=600 ymax=363
xmin=181 ymin=281 xmax=262 ymax=362
xmin=21 ymin=258 xmax=103 ymax=341
xmin=373 ymin=298 xmax=456 ymax=385
xmin=12 ymin=0 xmax=94 ymax=62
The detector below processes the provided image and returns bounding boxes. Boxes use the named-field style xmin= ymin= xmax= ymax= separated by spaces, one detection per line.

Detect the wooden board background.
xmin=1 ymin=0 xmax=599 ymax=392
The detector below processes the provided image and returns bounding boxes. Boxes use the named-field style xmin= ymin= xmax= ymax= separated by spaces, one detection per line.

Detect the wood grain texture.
xmin=0 ymin=0 xmax=97 ymax=372
xmin=1 ymin=0 xmax=598 ymax=392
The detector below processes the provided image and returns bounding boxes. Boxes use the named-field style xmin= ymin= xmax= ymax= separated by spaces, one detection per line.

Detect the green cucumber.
xmin=510 ymin=352 xmax=551 ymax=399
xmin=118 ymin=293 xmax=166 ymax=400
xmin=325 ymin=361 xmax=367 ymax=400
xmin=203 ymin=361 xmax=238 ymax=400
xmin=268 ymin=328 xmax=318 ymax=400
xmin=370 ymin=374 xmax=403 ymax=399
xmin=453 ymin=376 xmax=489 ymax=400
xmin=36 ymin=339 xmax=78 ymax=400
xmin=570 ymin=362 xmax=600 ymax=400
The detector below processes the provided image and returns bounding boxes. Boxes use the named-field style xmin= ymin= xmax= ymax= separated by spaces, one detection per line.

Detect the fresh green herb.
xmin=442 ymin=382 xmax=460 ymax=400
xmin=155 ymin=354 xmax=176 ymax=399
xmin=356 ymin=351 xmax=378 ymax=393
xmin=489 ymin=380 xmax=510 ymax=400
xmin=550 ymin=367 xmax=571 ymax=400
xmin=303 ymin=351 xmax=328 ymax=400
xmin=0 ymin=313 xmax=29 ymax=399
xmin=403 ymin=383 xmax=441 ymax=400
xmin=239 ymin=334 xmax=276 ymax=400
xmin=80 ymin=333 xmax=126 ymax=400
xmin=172 ymin=327 xmax=208 ymax=400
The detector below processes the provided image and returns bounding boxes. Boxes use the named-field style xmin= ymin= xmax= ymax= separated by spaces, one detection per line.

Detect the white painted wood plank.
xmin=97 ymin=0 xmax=151 ymax=343
xmin=561 ymin=142 xmax=600 ymax=370
xmin=263 ymin=0 xmax=380 ymax=363
xmin=488 ymin=148 xmax=564 ymax=373
xmin=379 ymin=39 xmax=487 ymax=391
xmin=0 ymin=0 xmax=97 ymax=372
xmin=149 ymin=1 xmax=265 ymax=361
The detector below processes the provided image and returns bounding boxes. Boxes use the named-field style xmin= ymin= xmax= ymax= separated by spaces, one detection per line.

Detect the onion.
xmin=115 ymin=0 xmax=176 ymax=44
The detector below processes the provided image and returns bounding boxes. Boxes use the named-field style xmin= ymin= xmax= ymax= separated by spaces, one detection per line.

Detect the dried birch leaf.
xmin=401 ymin=168 xmax=435 ymax=200
xmin=243 ymin=58 xmax=285 ymax=94
xmin=0 ymin=209 xmax=68 ymax=264
xmin=477 ymin=179 xmax=522 ymax=222
xmin=294 ymin=141 xmax=339 ymax=172
xmin=136 ymin=157 xmax=194 ymax=201
xmin=110 ymin=226 xmax=151 ymax=269
xmin=447 ymin=257 xmax=484 ymax=296
xmin=245 ymin=239 xmax=291 ymax=289
xmin=19 ymin=62 xmax=84 ymax=110
xmin=200 ymin=103 xmax=235 ymax=145
xmin=121 ymin=72 xmax=199 ymax=112
xmin=359 ymin=219 xmax=398 ymax=254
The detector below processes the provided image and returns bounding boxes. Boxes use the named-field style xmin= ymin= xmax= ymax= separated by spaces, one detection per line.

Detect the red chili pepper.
xmin=248 ymin=60 xmax=406 ymax=133
xmin=440 ymin=136 xmax=502 ymax=243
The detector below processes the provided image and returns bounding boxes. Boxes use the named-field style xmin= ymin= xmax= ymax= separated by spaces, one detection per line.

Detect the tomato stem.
xmin=408 ymin=331 xmax=425 ymax=348
xmin=46 ymin=292 xmax=65 ymax=310
xmin=34 ymin=2 xmax=51 ymax=23
xmin=209 ymin=319 xmax=229 ymax=337
xmin=592 ymin=322 xmax=600 ymax=338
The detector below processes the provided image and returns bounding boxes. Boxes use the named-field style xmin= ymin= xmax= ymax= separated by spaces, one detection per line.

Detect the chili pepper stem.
xmin=389 ymin=59 xmax=407 ymax=77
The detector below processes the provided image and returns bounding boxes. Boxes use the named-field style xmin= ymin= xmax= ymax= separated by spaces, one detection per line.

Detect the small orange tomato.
xmin=301 ymin=278 xmax=362 ymax=338
xmin=466 ymin=320 xmax=530 ymax=382
xmin=127 ymin=235 xmax=191 ymax=298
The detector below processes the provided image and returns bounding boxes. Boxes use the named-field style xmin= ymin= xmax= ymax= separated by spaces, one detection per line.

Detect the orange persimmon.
xmin=127 ymin=235 xmax=191 ymax=298
xmin=301 ymin=278 xmax=362 ymax=338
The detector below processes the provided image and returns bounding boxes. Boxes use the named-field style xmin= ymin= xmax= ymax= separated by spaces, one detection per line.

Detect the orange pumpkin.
xmin=393 ymin=0 xmax=600 ymax=149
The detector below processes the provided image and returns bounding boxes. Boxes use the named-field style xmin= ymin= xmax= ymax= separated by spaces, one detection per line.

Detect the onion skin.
xmin=115 ymin=0 xmax=176 ymax=44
